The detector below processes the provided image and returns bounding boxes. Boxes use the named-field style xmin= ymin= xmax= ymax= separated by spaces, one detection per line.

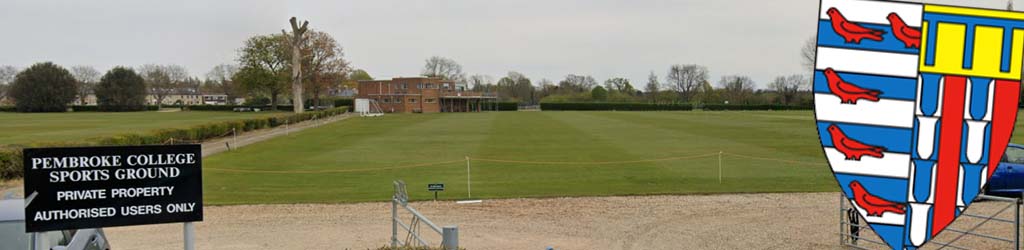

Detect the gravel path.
xmin=201 ymin=113 xmax=352 ymax=157
xmin=103 ymin=192 xmax=1023 ymax=250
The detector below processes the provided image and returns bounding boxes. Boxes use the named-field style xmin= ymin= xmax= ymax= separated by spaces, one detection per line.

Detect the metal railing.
xmin=392 ymin=180 xmax=459 ymax=250
xmin=840 ymin=193 xmax=1022 ymax=249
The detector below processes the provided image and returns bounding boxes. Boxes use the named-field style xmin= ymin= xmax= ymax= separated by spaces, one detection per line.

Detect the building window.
xmin=425 ymin=98 xmax=436 ymax=103
xmin=417 ymin=83 xmax=424 ymax=89
xmin=442 ymin=83 xmax=450 ymax=89
xmin=394 ymin=98 xmax=402 ymax=103
xmin=399 ymin=83 xmax=407 ymax=89
xmin=382 ymin=97 xmax=390 ymax=103
xmin=409 ymin=98 xmax=418 ymax=103
xmin=426 ymin=83 xmax=435 ymax=89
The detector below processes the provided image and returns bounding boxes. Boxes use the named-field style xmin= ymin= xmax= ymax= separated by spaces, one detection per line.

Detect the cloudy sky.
xmin=0 ymin=0 xmax=1015 ymax=88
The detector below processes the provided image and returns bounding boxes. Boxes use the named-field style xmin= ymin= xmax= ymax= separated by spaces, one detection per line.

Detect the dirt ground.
xmin=103 ymin=192 xmax=1021 ymax=250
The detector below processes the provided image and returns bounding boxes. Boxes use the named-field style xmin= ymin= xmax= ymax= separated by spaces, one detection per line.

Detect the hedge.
xmin=701 ymin=104 xmax=813 ymax=111
xmin=496 ymin=102 xmax=518 ymax=111
xmin=72 ymin=105 xmax=160 ymax=112
xmin=0 ymin=106 xmax=349 ymax=179
xmin=540 ymin=102 xmax=694 ymax=111
xmin=0 ymin=106 xmax=15 ymax=112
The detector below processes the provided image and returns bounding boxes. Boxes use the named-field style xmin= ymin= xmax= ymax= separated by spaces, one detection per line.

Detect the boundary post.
xmin=466 ymin=156 xmax=471 ymax=199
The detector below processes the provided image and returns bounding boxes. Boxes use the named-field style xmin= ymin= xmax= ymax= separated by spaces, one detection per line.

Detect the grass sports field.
xmin=205 ymin=111 xmax=839 ymax=205
xmin=0 ymin=111 xmax=285 ymax=146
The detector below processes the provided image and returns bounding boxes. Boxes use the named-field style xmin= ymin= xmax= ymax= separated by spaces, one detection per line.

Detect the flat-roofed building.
xmin=357 ymin=77 xmax=497 ymax=113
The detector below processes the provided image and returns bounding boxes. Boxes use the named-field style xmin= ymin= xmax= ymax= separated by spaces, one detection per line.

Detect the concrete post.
xmin=442 ymin=226 xmax=459 ymax=250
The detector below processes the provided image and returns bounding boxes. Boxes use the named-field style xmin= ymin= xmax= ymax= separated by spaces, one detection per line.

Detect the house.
xmin=357 ymin=77 xmax=497 ymax=113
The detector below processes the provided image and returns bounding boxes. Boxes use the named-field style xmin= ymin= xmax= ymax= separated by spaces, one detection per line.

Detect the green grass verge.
xmin=0 ymin=111 xmax=285 ymax=146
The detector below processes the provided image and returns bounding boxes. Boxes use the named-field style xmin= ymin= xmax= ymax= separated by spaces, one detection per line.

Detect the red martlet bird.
xmin=828 ymin=124 xmax=885 ymax=161
xmin=887 ymin=12 xmax=921 ymax=48
xmin=827 ymin=7 xmax=886 ymax=44
xmin=824 ymin=68 xmax=882 ymax=104
xmin=849 ymin=181 xmax=906 ymax=217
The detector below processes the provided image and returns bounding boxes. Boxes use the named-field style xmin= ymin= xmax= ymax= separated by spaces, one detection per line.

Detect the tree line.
xmin=418 ymin=56 xmax=813 ymax=107
xmin=0 ymin=22 xmax=369 ymax=112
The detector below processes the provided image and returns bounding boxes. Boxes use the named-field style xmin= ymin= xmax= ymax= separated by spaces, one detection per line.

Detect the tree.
xmin=801 ymin=37 xmax=817 ymax=71
xmin=604 ymin=77 xmax=635 ymax=94
xmin=237 ymin=34 xmax=290 ymax=110
xmin=497 ymin=72 xmax=534 ymax=104
xmin=206 ymin=64 xmax=241 ymax=104
xmin=300 ymin=30 xmax=349 ymax=107
xmin=591 ymin=86 xmax=608 ymax=101
xmin=558 ymin=74 xmax=597 ymax=94
xmin=96 ymin=67 xmax=147 ymax=111
xmin=468 ymin=74 xmax=494 ymax=92
xmin=8 ymin=62 xmax=77 ymax=112
xmin=138 ymin=64 xmax=175 ymax=108
xmin=769 ymin=74 xmax=809 ymax=105
xmin=69 ymin=66 xmax=100 ymax=105
xmin=718 ymin=75 xmax=756 ymax=104
xmin=421 ymin=56 xmax=465 ymax=83
xmin=0 ymin=66 xmax=18 ymax=103
xmin=644 ymin=71 xmax=660 ymax=103
xmin=349 ymin=69 xmax=372 ymax=81
xmin=284 ymin=17 xmax=310 ymax=113
xmin=666 ymin=64 xmax=709 ymax=102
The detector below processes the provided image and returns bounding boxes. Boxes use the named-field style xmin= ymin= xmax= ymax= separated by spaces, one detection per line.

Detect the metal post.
xmin=466 ymin=156 xmax=471 ymax=199
xmin=839 ymin=193 xmax=845 ymax=247
xmin=718 ymin=151 xmax=723 ymax=184
xmin=31 ymin=232 xmax=41 ymax=250
xmin=232 ymin=127 xmax=237 ymax=148
xmin=184 ymin=222 xmax=195 ymax=250
xmin=392 ymin=199 xmax=398 ymax=247
xmin=442 ymin=226 xmax=459 ymax=250
xmin=1017 ymin=194 xmax=1021 ymax=250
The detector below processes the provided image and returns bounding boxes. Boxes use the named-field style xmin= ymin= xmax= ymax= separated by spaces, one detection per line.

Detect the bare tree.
xmin=644 ymin=71 xmax=660 ymax=103
xmin=468 ymin=74 xmax=494 ymax=92
xmin=769 ymin=74 xmax=809 ymax=105
xmin=666 ymin=64 xmax=709 ymax=102
xmin=206 ymin=64 xmax=240 ymax=104
xmin=422 ymin=56 xmax=465 ymax=83
xmin=0 ymin=66 xmax=18 ymax=101
xmin=138 ymin=64 xmax=176 ymax=108
xmin=558 ymin=74 xmax=597 ymax=94
xmin=69 ymin=66 xmax=100 ymax=105
xmin=284 ymin=17 xmax=310 ymax=113
xmin=802 ymin=37 xmax=817 ymax=71
xmin=719 ymin=75 xmax=756 ymax=104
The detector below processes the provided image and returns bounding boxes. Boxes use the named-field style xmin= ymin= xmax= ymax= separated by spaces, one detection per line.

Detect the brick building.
xmin=357 ymin=77 xmax=497 ymax=113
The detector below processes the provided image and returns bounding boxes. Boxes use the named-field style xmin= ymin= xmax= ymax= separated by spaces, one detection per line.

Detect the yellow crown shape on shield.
xmin=920 ymin=5 xmax=1024 ymax=80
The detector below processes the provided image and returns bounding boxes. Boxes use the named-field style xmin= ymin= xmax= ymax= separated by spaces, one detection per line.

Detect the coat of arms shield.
xmin=814 ymin=0 xmax=1024 ymax=248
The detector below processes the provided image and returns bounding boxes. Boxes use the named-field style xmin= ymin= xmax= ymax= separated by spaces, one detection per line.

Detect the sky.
xmin=0 ymin=0 xmax=1016 ymax=89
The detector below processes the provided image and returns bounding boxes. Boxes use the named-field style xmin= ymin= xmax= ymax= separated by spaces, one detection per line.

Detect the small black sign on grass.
xmin=428 ymin=183 xmax=444 ymax=201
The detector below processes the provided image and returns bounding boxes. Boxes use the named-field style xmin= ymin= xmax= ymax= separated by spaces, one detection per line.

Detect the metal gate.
xmin=840 ymin=194 xmax=1022 ymax=249
xmin=391 ymin=180 xmax=459 ymax=250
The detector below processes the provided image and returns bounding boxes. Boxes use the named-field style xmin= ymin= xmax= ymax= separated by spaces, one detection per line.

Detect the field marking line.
xmin=469 ymin=153 xmax=720 ymax=165
xmin=721 ymin=152 xmax=824 ymax=167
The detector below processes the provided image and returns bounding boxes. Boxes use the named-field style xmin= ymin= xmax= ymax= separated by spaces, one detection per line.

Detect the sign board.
xmin=22 ymin=144 xmax=203 ymax=232
xmin=427 ymin=183 xmax=445 ymax=192
xmin=813 ymin=0 xmax=1023 ymax=248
